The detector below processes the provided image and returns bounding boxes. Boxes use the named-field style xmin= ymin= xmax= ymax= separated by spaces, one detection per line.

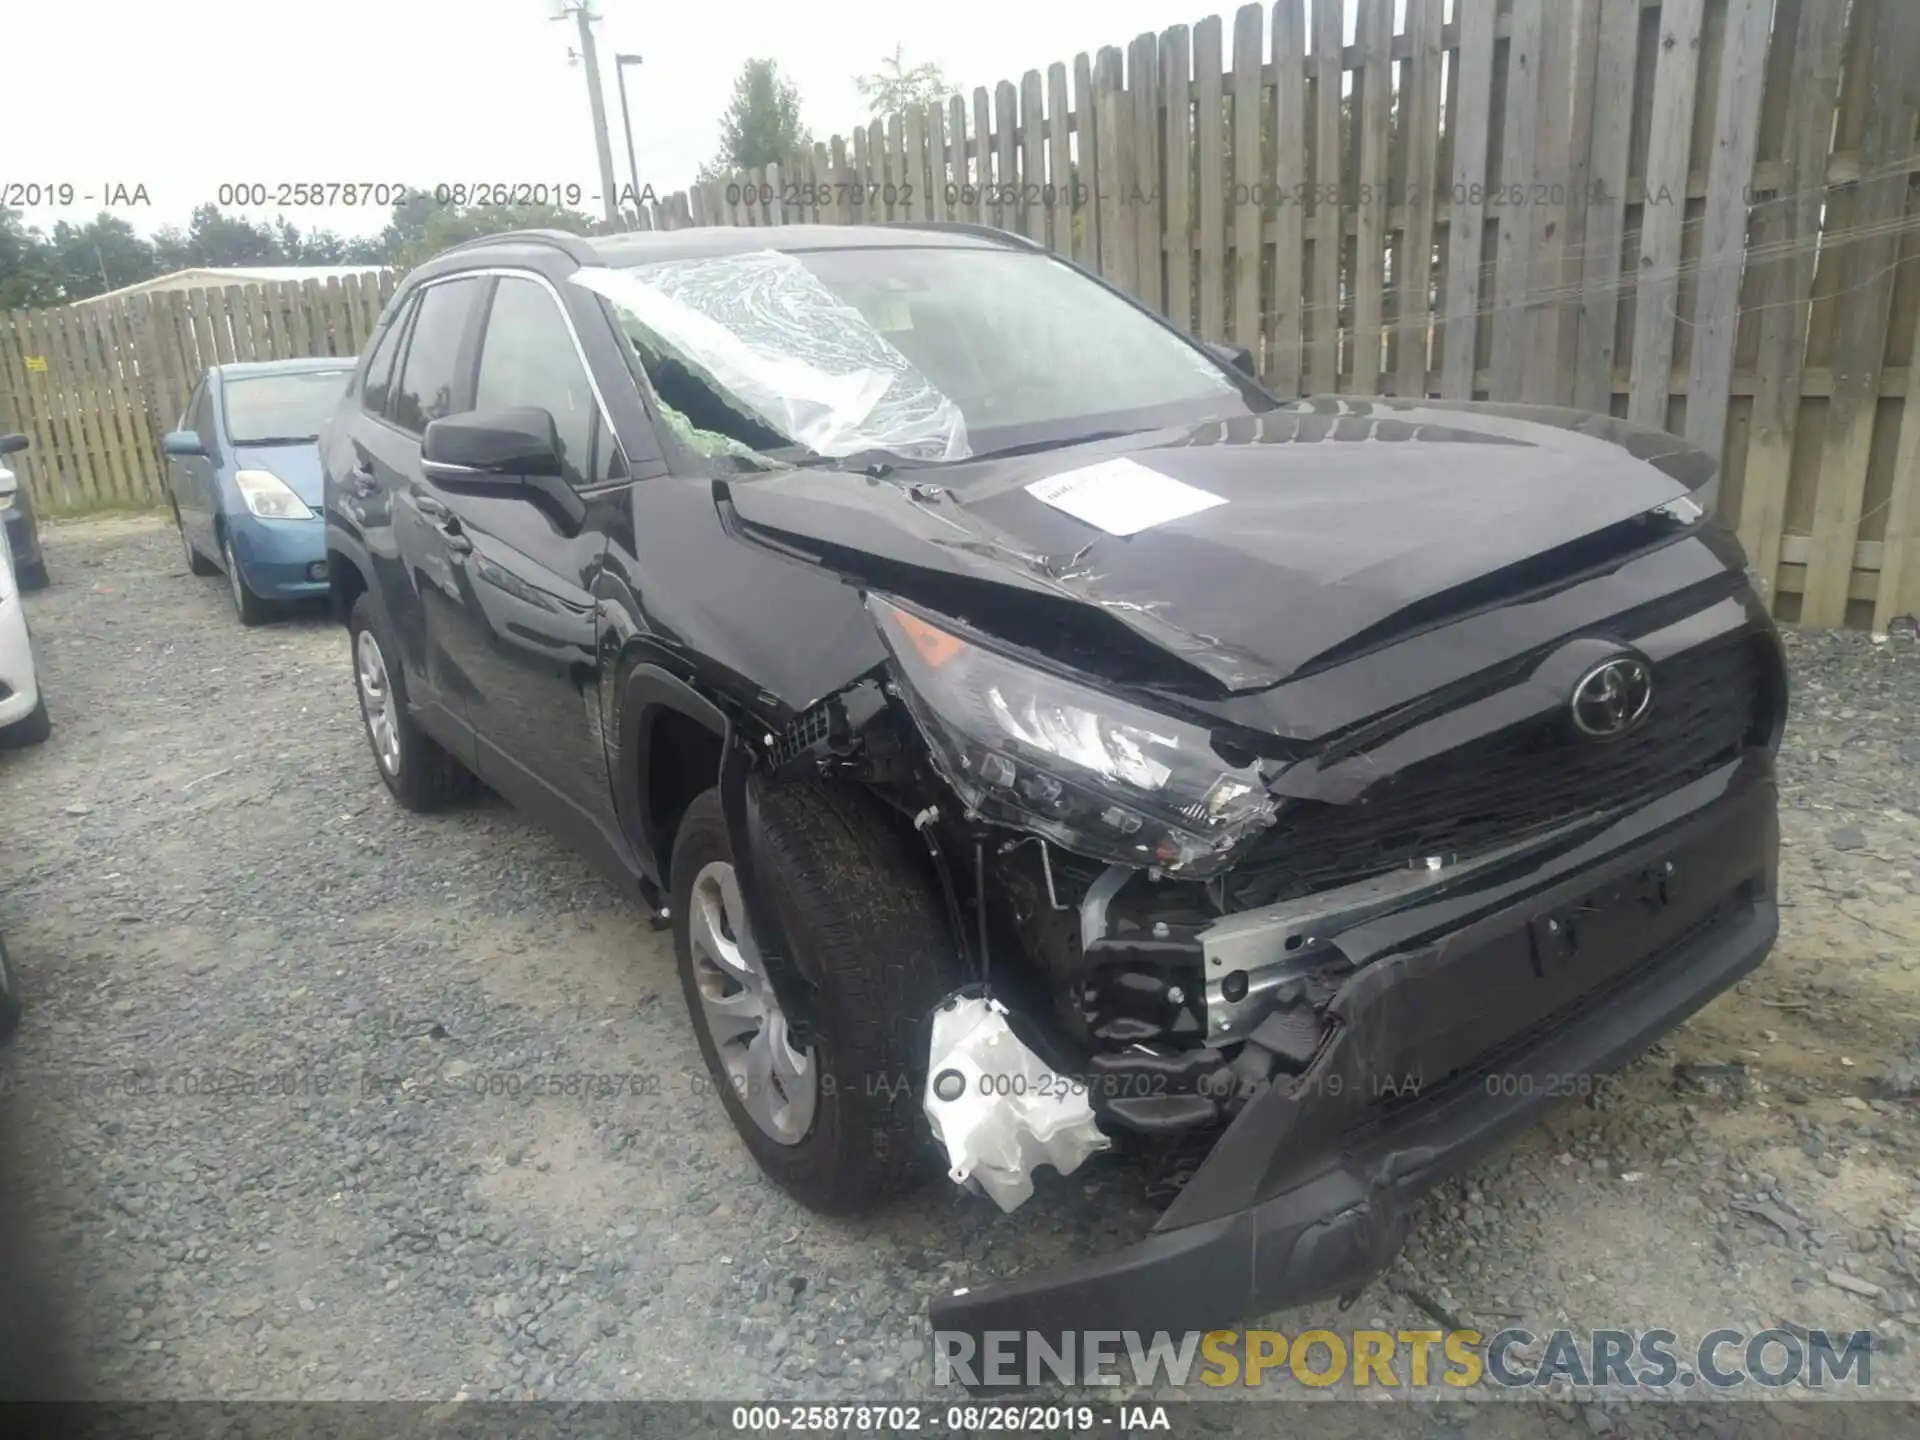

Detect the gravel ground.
xmin=3 ymin=515 xmax=1920 ymax=1437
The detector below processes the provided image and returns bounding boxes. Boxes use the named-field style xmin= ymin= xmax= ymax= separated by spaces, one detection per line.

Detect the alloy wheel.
xmin=687 ymin=859 xmax=818 ymax=1145
xmin=355 ymin=628 xmax=402 ymax=776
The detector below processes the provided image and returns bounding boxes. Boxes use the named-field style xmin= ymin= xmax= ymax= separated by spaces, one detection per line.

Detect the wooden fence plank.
xmin=1489 ymin=0 xmax=1544 ymax=400
xmin=1624 ymin=0 xmax=1705 ymax=428
xmin=1073 ymin=53 xmax=1098 ymax=265
xmin=1736 ymin=0 xmax=1847 ymax=593
xmin=904 ymin=105 xmax=927 ymax=224
xmin=1522 ymin=0 xmax=1579 ymax=403
xmin=43 ymin=308 xmax=104 ymax=508
xmin=943 ymin=100 xmax=967 ymax=230
xmin=1094 ymin=47 xmax=1133 ymax=293
xmin=1309 ymin=0 xmax=1344 ymax=391
xmin=10 ymin=311 xmax=73 ymax=509
xmin=1879 ymin=303 xmax=1920 ymax=628
xmin=103 ymin=296 xmax=162 ymax=499
xmin=1020 ymin=70 xmax=1047 ymax=243
xmin=1800 ymin=0 xmax=1918 ymax=626
xmin=1441 ymin=0 xmax=1497 ymax=397
xmin=1228 ymin=7 xmax=1264 ymax=354
xmin=224 ymin=287 xmax=255 ymax=362
xmin=12 ymin=311 xmax=67 ymax=510
xmin=243 ymin=284 xmax=275 ymax=360
xmin=0 ymin=315 xmax=59 ymax=510
xmin=1129 ymin=33 xmax=1163 ymax=314
xmin=1045 ymin=64 xmax=1071 ymax=253
xmin=1161 ymin=27 xmax=1194 ymax=333
xmin=1683 ymin=0 xmax=1771 ymax=459
xmin=972 ymin=89 xmax=994 ymax=226
xmin=856 ymin=128 xmax=879 ymax=228
xmin=1264 ymin=0 xmax=1307 ymax=390
xmin=995 ymin=80 xmax=1020 ymax=236
xmin=884 ymin=120 xmax=903 ymax=224
xmin=1350 ymin=0 xmax=1392 ymax=392
xmin=73 ymin=303 xmax=133 ymax=504
xmin=1394 ymin=0 xmax=1444 ymax=398
xmin=1194 ymin=16 xmax=1228 ymax=343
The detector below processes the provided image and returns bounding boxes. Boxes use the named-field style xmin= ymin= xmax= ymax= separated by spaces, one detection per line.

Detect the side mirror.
xmin=422 ymin=408 xmax=563 ymax=487
xmin=0 ymin=433 xmax=27 ymax=458
xmin=1204 ymin=340 xmax=1257 ymax=377
xmin=162 ymin=430 xmax=206 ymax=458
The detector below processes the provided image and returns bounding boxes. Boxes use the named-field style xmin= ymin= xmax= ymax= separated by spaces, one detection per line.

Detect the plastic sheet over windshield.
xmin=573 ymin=255 xmax=971 ymax=461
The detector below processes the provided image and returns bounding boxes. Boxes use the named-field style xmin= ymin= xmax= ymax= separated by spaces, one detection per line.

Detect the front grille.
xmin=1225 ymin=636 xmax=1773 ymax=911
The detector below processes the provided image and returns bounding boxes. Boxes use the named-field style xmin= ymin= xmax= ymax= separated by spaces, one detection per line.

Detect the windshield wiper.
xmin=961 ymin=429 xmax=1146 ymax=463
xmin=234 ymin=435 xmax=320 ymax=446
xmin=772 ymin=446 xmax=935 ymax=479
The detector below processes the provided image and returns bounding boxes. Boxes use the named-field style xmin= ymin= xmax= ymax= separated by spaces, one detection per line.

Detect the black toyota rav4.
xmin=322 ymin=223 xmax=1785 ymax=1346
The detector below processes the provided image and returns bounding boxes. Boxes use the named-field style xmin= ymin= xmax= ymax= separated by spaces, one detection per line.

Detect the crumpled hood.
xmin=231 ymin=443 xmax=324 ymax=507
xmin=723 ymin=397 xmax=1719 ymax=694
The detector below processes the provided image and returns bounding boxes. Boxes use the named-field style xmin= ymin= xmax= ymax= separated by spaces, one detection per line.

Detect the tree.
xmin=707 ymin=58 xmax=811 ymax=178
xmin=854 ymin=45 xmax=952 ymax=119
xmin=43 ymin=214 xmax=161 ymax=301
xmin=383 ymin=200 xmax=599 ymax=271
xmin=0 ymin=208 xmax=60 ymax=309
xmin=151 ymin=205 xmax=287 ymax=271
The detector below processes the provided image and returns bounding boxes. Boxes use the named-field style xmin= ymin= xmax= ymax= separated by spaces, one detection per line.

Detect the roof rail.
xmin=873 ymin=219 xmax=1043 ymax=251
xmin=434 ymin=229 xmax=597 ymax=261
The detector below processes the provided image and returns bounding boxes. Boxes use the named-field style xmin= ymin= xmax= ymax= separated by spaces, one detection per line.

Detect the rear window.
xmin=222 ymin=370 xmax=352 ymax=445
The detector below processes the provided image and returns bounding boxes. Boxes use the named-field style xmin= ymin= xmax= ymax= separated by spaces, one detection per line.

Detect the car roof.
xmin=211 ymin=357 xmax=358 ymax=380
xmin=418 ymin=222 xmax=1039 ymax=277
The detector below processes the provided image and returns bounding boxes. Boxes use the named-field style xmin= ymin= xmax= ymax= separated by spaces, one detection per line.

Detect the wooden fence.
xmin=0 ymin=272 xmax=398 ymax=515
xmin=1 ymin=0 xmax=1917 ymax=630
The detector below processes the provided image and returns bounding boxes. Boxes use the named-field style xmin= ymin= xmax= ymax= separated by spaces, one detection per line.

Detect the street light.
xmin=614 ymin=53 xmax=644 ymax=219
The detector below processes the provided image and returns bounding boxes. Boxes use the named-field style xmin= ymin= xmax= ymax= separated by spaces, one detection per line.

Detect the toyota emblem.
xmin=1570 ymin=657 xmax=1653 ymax=738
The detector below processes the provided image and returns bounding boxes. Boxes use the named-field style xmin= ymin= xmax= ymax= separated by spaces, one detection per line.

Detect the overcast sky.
xmin=8 ymin=0 xmax=1327 ymax=242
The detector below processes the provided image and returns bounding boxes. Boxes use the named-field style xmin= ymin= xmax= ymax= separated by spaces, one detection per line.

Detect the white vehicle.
xmin=0 ymin=456 xmax=49 ymax=748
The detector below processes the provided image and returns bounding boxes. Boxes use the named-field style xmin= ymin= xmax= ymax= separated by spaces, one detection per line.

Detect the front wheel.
xmin=670 ymin=782 xmax=966 ymax=1216
xmin=347 ymin=592 xmax=477 ymax=812
xmin=0 ymin=933 xmax=21 ymax=1041
xmin=0 ymin=696 xmax=50 ymax=749
xmin=223 ymin=532 xmax=273 ymax=626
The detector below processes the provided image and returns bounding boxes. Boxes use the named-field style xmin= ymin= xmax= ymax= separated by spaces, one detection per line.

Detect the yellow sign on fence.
xmin=22 ymin=355 xmax=46 ymax=372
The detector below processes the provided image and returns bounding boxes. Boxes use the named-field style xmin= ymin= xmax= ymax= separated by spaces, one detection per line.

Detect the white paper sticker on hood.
xmin=1025 ymin=458 xmax=1226 ymax=536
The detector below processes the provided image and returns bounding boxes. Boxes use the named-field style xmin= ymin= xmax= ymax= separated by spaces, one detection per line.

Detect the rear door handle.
xmin=347 ymin=464 xmax=377 ymax=497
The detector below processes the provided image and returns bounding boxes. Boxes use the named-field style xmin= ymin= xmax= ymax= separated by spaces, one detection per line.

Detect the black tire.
xmin=0 ymin=696 xmax=50 ymax=749
xmin=223 ymin=531 xmax=274 ymax=626
xmin=0 ymin=933 xmax=20 ymax=1042
xmin=670 ymin=782 xmax=966 ymax=1216
xmin=173 ymin=504 xmax=217 ymax=577
xmin=347 ymin=591 xmax=477 ymax=812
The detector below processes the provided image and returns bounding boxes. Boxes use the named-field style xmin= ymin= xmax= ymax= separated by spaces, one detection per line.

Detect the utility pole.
xmin=552 ymin=1 xmax=620 ymax=226
xmin=615 ymin=54 xmax=644 ymax=218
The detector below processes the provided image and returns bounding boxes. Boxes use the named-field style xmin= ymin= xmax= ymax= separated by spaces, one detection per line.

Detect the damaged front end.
xmin=736 ymin=406 xmax=1787 ymax=1345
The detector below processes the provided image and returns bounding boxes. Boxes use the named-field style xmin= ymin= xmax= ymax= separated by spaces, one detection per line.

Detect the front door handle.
xmin=414 ymin=493 xmax=450 ymax=519
xmin=347 ymin=464 xmax=377 ymax=497
xmin=442 ymin=529 xmax=473 ymax=556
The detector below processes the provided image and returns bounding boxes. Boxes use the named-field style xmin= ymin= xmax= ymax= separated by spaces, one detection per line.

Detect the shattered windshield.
xmin=573 ymin=246 xmax=1263 ymax=471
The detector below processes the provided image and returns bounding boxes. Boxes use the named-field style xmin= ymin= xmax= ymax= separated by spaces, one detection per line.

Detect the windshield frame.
xmin=583 ymin=240 xmax=1281 ymax=479
xmin=219 ymin=368 xmax=354 ymax=446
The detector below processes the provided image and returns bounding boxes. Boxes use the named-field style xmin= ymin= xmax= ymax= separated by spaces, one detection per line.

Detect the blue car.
xmin=163 ymin=358 xmax=355 ymax=625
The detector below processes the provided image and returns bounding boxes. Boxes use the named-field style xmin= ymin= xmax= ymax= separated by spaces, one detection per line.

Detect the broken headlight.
xmin=869 ymin=594 xmax=1279 ymax=877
